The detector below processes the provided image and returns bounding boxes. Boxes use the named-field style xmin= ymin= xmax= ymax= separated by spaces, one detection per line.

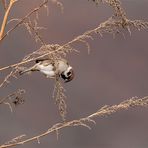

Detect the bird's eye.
xmin=67 ymin=71 xmax=71 ymax=76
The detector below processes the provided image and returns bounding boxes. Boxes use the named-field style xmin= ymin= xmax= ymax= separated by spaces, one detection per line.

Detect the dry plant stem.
xmin=0 ymin=96 xmax=148 ymax=148
xmin=0 ymin=69 xmax=16 ymax=88
xmin=53 ymin=79 xmax=67 ymax=121
xmin=0 ymin=0 xmax=17 ymax=40
xmin=0 ymin=0 xmax=147 ymax=72
xmin=0 ymin=0 xmax=49 ymax=42
xmin=0 ymin=16 xmax=148 ymax=73
xmin=0 ymin=18 xmax=113 ymax=71
xmin=0 ymin=89 xmax=25 ymax=112
xmin=24 ymin=21 xmax=46 ymax=45
xmin=0 ymin=88 xmax=17 ymax=105
xmin=0 ymin=89 xmax=25 ymax=104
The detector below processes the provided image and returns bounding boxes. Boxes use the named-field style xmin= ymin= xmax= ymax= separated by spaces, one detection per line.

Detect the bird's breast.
xmin=36 ymin=64 xmax=55 ymax=77
xmin=37 ymin=64 xmax=53 ymax=71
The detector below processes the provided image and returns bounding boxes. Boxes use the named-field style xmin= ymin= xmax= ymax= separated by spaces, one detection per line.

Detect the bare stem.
xmin=0 ymin=0 xmax=17 ymax=40
xmin=0 ymin=0 xmax=49 ymax=42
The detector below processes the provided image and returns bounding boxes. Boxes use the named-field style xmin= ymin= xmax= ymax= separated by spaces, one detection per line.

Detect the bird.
xmin=19 ymin=58 xmax=74 ymax=83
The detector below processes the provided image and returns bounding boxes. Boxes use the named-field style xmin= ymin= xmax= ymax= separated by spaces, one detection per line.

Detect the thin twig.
xmin=0 ymin=0 xmax=17 ymax=40
xmin=0 ymin=0 xmax=49 ymax=42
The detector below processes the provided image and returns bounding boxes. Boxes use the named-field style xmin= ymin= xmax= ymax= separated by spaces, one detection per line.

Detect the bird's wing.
xmin=35 ymin=58 xmax=50 ymax=63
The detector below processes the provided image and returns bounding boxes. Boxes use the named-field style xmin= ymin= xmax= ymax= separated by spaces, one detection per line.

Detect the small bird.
xmin=19 ymin=58 xmax=74 ymax=83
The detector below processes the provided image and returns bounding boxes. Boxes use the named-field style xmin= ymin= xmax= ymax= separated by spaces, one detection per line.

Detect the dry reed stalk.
xmin=0 ymin=96 xmax=148 ymax=148
xmin=0 ymin=0 xmax=18 ymax=40
xmin=0 ymin=0 xmax=49 ymax=42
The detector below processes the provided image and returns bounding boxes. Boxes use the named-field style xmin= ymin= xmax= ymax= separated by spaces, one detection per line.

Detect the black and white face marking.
xmin=61 ymin=67 xmax=74 ymax=83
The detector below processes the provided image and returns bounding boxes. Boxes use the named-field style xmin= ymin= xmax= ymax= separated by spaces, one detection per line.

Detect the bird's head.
xmin=60 ymin=66 xmax=74 ymax=83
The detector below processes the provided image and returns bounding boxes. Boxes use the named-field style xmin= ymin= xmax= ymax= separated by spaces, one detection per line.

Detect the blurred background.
xmin=0 ymin=0 xmax=148 ymax=148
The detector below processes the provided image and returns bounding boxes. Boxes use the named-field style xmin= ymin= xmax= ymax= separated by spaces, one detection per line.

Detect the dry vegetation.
xmin=0 ymin=0 xmax=148 ymax=147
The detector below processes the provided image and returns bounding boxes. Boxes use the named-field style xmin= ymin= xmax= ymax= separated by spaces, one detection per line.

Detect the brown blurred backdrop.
xmin=0 ymin=0 xmax=148 ymax=148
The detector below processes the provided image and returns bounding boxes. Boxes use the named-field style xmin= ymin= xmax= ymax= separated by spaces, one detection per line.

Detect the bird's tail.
xmin=19 ymin=65 xmax=38 ymax=75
